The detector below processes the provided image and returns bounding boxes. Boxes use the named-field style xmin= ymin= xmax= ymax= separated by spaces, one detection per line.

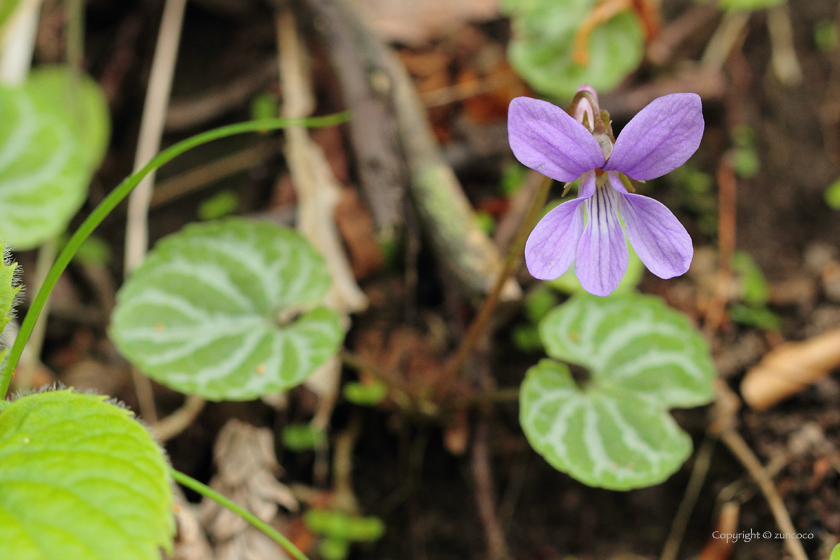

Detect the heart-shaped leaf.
xmin=503 ymin=0 xmax=644 ymax=100
xmin=0 ymin=67 xmax=110 ymax=249
xmin=520 ymin=294 xmax=714 ymax=489
xmin=110 ymin=219 xmax=344 ymax=400
xmin=0 ymin=390 xmax=174 ymax=560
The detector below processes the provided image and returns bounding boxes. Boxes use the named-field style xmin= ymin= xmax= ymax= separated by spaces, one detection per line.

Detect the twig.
xmin=498 ymin=454 xmax=529 ymax=533
xmin=332 ymin=413 xmax=362 ymax=514
xmin=164 ymin=58 xmax=278 ymax=132
xmin=149 ymin=394 xmax=206 ymax=442
xmin=766 ymin=4 xmax=803 ymax=87
xmin=493 ymin=169 xmax=543 ymax=253
xmin=149 ymin=144 xmax=272 ymax=208
xmin=0 ymin=0 xmax=41 ymax=84
xmin=277 ymin=7 xmax=368 ymax=313
xmin=338 ymin=349 xmax=410 ymax=396
xmin=440 ymin=175 xmax=552 ymax=396
xmin=66 ymin=0 xmax=83 ymax=74
xmin=719 ymin=428 xmax=808 ymax=560
xmin=123 ymin=0 xmax=187 ymax=422
xmin=302 ymin=0 xmax=407 ymax=243
xmin=124 ymin=0 xmax=187 ymax=273
xmin=703 ymin=157 xmax=737 ymax=338
xmin=343 ymin=0 xmax=520 ymax=302
xmin=702 ymin=10 xmax=751 ymax=71
xmin=472 ymin=418 xmax=512 ymax=560
xmin=447 ymin=387 xmax=520 ymax=410
xmin=646 ymin=4 xmax=719 ymax=66
xmin=659 ymin=435 xmax=716 ymax=560
xmin=420 ymin=71 xmax=521 ymax=109
xmin=717 ymin=453 xmax=789 ymax=506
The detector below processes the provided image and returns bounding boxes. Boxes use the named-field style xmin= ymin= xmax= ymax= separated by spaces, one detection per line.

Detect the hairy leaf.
xmin=110 ymin=219 xmax=344 ymax=400
xmin=0 ymin=243 xmax=19 ymax=337
xmin=0 ymin=390 xmax=174 ymax=560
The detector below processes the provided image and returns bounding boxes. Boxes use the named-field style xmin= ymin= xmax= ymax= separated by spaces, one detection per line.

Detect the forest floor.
xmin=15 ymin=0 xmax=840 ymax=558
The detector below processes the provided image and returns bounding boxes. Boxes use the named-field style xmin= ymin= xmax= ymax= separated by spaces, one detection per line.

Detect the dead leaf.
xmin=349 ymin=0 xmax=500 ymax=46
xmin=740 ymin=326 xmax=840 ymax=411
xmin=167 ymin=487 xmax=215 ymax=560
xmin=201 ymin=420 xmax=299 ymax=559
xmin=355 ymin=325 xmax=445 ymax=395
xmin=334 ymin=187 xmax=385 ymax=280
xmin=698 ymin=501 xmax=740 ymax=560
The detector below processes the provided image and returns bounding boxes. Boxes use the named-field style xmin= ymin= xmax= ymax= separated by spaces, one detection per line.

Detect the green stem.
xmin=170 ymin=468 xmax=310 ymax=560
xmin=0 ymin=113 xmax=349 ymax=400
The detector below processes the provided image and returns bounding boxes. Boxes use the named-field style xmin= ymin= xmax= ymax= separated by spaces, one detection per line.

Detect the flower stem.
xmin=170 ymin=468 xmax=310 ymax=560
xmin=0 ymin=113 xmax=349 ymax=401
xmin=441 ymin=175 xmax=553 ymax=393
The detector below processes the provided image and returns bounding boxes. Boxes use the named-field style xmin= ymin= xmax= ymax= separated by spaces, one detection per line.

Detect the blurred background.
xmin=2 ymin=0 xmax=840 ymax=558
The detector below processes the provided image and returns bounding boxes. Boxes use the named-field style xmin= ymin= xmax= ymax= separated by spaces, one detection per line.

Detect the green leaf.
xmin=343 ymin=381 xmax=388 ymax=406
xmin=524 ymin=286 xmax=559 ymax=324
xmin=504 ymin=0 xmax=643 ymax=99
xmin=26 ymin=67 xmax=111 ymax=170
xmin=825 ymin=177 xmax=840 ymax=210
xmin=282 ymin=423 xmax=326 ymax=451
xmin=473 ymin=211 xmax=496 ymax=236
xmin=0 ymin=67 xmax=110 ymax=249
xmin=718 ymin=0 xmax=783 ymax=11
xmin=728 ymin=303 xmax=782 ymax=331
xmin=250 ymin=92 xmax=279 ymax=121
xmin=110 ymin=218 xmax=345 ymax=400
xmin=0 ymin=0 xmax=23 ymax=32
xmin=0 ymin=243 xmax=20 ymax=337
xmin=731 ymin=250 xmax=769 ymax=306
xmin=499 ymin=163 xmax=528 ymax=197
xmin=304 ymin=509 xmax=386 ymax=542
xmin=198 ymin=190 xmax=239 ymax=221
xmin=512 ymin=324 xmax=544 ymax=353
xmin=319 ymin=538 xmax=350 ymax=560
xmin=548 ymin=243 xmax=644 ymax=294
xmin=732 ymin=148 xmax=760 ymax=178
xmin=520 ymin=294 xmax=715 ymax=489
xmin=0 ymin=390 xmax=174 ymax=560
xmin=815 ymin=20 xmax=840 ymax=53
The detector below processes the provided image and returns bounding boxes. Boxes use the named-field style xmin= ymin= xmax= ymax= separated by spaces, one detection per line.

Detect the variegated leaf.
xmin=0 ymin=67 xmax=109 ymax=249
xmin=110 ymin=219 xmax=344 ymax=401
xmin=520 ymin=294 xmax=714 ymax=489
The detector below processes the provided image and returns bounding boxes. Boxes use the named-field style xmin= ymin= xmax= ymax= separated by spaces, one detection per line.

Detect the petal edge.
xmin=603 ymin=93 xmax=703 ymax=181
xmin=509 ymin=97 xmax=606 ymax=183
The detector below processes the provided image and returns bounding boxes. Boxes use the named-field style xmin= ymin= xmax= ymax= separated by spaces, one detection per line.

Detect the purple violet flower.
xmin=508 ymin=88 xmax=704 ymax=296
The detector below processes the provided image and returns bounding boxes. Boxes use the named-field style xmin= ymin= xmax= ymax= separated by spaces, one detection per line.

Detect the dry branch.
xmin=302 ymin=0 xmax=520 ymax=302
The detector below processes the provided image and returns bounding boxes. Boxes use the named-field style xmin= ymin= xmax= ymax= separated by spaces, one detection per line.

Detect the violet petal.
xmin=603 ymin=93 xmax=704 ymax=181
xmin=618 ymin=188 xmax=693 ymax=279
xmin=508 ymin=97 xmax=605 ymax=183
xmin=575 ymin=184 xmax=628 ymax=296
xmin=524 ymin=186 xmax=588 ymax=281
